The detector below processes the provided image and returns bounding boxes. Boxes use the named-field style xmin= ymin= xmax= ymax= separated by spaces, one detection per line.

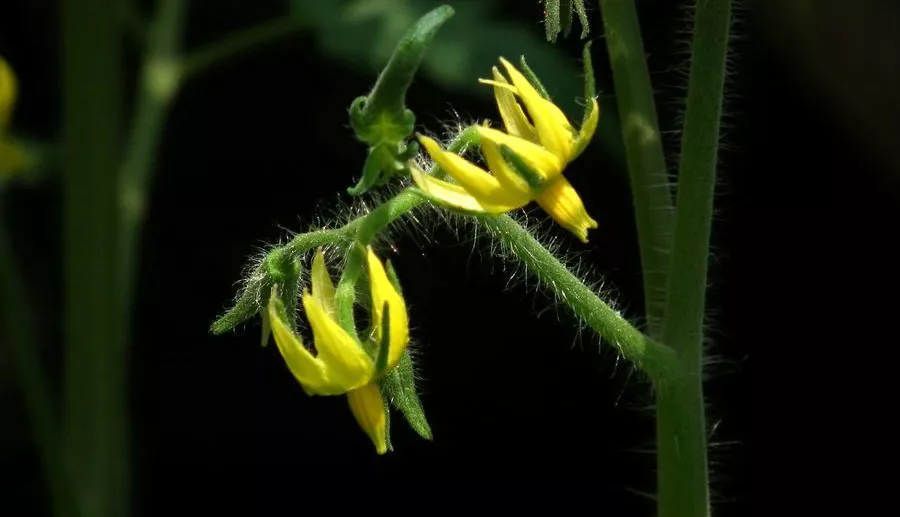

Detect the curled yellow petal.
xmin=535 ymin=176 xmax=598 ymax=244
xmin=310 ymin=248 xmax=337 ymax=316
xmin=479 ymin=67 xmax=536 ymax=142
xmin=474 ymin=126 xmax=563 ymax=181
xmin=410 ymin=165 xmax=525 ymax=214
xmin=417 ymin=134 xmax=529 ymax=207
xmin=267 ymin=289 xmax=331 ymax=393
xmin=480 ymin=137 xmax=531 ymax=195
xmin=571 ymin=98 xmax=600 ymax=160
xmin=366 ymin=245 xmax=409 ymax=370
xmin=302 ymin=291 xmax=374 ymax=393
xmin=347 ymin=382 xmax=388 ymax=454
xmin=498 ymin=57 xmax=575 ymax=161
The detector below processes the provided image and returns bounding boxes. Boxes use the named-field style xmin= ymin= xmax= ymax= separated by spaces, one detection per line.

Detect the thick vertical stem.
xmin=657 ymin=1 xmax=732 ymax=517
xmin=61 ymin=0 xmax=125 ymax=515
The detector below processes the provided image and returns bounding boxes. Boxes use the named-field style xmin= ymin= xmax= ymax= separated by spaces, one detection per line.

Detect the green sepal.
xmin=259 ymin=308 xmax=271 ymax=347
xmin=518 ymin=56 xmax=551 ymax=100
xmin=347 ymin=143 xmax=397 ymax=196
xmin=574 ymin=0 xmax=590 ymax=39
xmin=385 ymin=259 xmax=403 ymax=295
xmin=544 ymin=0 xmax=588 ymax=42
xmin=581 ymin=41 xmax=596 ymax=128
xmin=500 ymin=144 xmax=547 ymax=191
xmin=264 ymin=248 xmax=302 ymax=332
xmin=544 ymin=0 xmax=561 ymax=43
xmin=380 ymin=382 xmax=394 ymax=452
xmin=374 ymin=303 xmax=391 ymax=375
xmin=210 ymin=248 xmax=302 ymax=336
xmin=382 ymin=350 xmax=432 ymax=440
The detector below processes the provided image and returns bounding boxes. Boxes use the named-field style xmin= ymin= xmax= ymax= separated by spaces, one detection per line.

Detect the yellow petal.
xmin=474 ymin=126 xmax=563 ymax=181
xmin=267 ymin=289 xmax=331 ymax=393
xmin=479 ymin=67 xmax=536 ymax=142
xmin=417 ymin=134 xmax=529 ymax=207
xmin=366 ymin=245 xmax=409 ymax=370
xmin=302 ymin=291 xmax=374 ymax=392
xmin=498 ymin=57 xmax=575 ymax=161
xmin=479 ymin=136 xmax=531 ymax=195
xmin=535 ymin=176 xmax=598 ymax=244
xmin=571 ymin=98 xmax=600 ymax=160
xmin=347 ymin=383 xmax=388 ymax=454
xmin=410 ymin=165 xmax=524 ymax=214
xmin=310 ymin=248 xmax=337 ymax=316
xmin=0 ymin=57 xmax=16 ymax=131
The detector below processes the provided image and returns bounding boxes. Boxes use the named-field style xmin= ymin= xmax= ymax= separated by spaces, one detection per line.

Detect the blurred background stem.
xmin=62 ymin=0 xmax=126 ymax=515
xmin=598 ymin=0 xmax=675 ymax=339
xmin=57 ymin=1 xmax=308 ymax=514
xmin=0 ymin=210 xmax=72 ymax=516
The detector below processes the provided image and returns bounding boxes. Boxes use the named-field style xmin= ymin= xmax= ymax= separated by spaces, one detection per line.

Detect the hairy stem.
xmin=598 ymin=0 xmax=675 ymax=337
xmin=223 ymin=185 xmax=676 ymax=381
xmin=657 ymin=1 xmax=732 ymax=516
xmin=335 ymin=189 xmax=424 ymax=337
xmin=481 ymin=215 xmax=676 ymax=381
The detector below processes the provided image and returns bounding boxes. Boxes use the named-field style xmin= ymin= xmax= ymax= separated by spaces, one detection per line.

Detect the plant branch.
xmin=179 ymin=17 xmax=309 ymax=81
xmin=598 ymin=0 xmax=675 ymax=337
xmin=480 ymin=214 xmax=676 ymax=381
xmin=657 ymin=1 xmax=732 ymax=517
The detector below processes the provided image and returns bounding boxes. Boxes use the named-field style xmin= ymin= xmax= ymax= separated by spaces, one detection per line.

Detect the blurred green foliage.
xmin=293 ymin=0 xmax=585 ymax=119
xmin=291 ymin=0 xmax=624 ymax=167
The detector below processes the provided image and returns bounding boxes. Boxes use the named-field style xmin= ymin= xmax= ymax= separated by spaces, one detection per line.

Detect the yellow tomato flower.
xmin=266 ymin=246 xmax=409 ymax=454
xmin=410 ymin=57 xmax=600 ymax=243
xmin=0 ymin=56 xmax=30 ymax=178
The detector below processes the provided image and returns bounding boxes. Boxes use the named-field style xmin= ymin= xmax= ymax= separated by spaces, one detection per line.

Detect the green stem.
xmin=118 ymin=0 xmax=186 ymax=335
xmin=0 ymin=218 xmax=73 ymax=517
xmin=216 ymin=185 xmax=676 ymax=381
xmin=598 ymin=0 xmax=675 ymax=337
xmin=657 ymin=1 xmax=732 ymax=516
xmin=335 ymin=189 xmax=424 ymax=337
xmin=179 ymin=17 xmax=309 ymax=81
xmin=481 ymin=215 xmax=676 ymax=381
xmin=61 ymin=0 xmax=124 ymax=514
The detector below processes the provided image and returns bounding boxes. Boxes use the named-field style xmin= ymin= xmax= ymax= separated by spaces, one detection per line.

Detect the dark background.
xmin=2 ymin=0 xmax=895 ymax=514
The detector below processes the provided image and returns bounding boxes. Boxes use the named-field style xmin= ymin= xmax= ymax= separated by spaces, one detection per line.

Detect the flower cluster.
xmin=266 ymin=246 xmax=408 ymax=454
xmin=410 ymin=57 xmax=600 ymax=243
xmin=262 ymin=56 xmax=600 ymax=454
